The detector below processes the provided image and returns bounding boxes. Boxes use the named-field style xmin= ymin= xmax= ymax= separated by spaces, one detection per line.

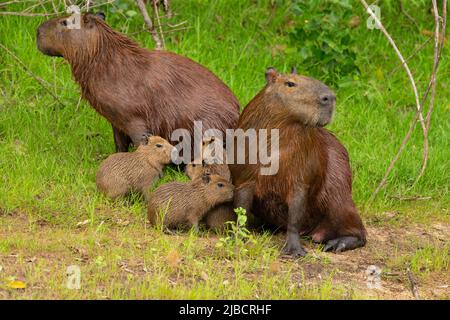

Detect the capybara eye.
xmin=217 ymin=183 xmax=224 ymax=188
xmin=285 ymin=81 xmax=296 ymax=87
xmin=155 ymin=143 xmax=162 ymax=148
xmin=60 ymin=20 xmax=67 ymax=27
xmin=192 ymin=164 xmax=196 ymax=167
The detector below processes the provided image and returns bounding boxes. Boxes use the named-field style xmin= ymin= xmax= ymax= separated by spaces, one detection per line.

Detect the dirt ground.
xmin=0 ymin=211 xmax=448 ymax=300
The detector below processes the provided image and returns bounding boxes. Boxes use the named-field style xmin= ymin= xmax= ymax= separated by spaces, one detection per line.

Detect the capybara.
xmin=185 ymin=136 xmax=231 ymax=182
xmin=96 ymin=135 xmax=174 ymax=199
xmin=185 ymin=137 xmax=235 ymax=230
xmin=36 ymin=13 xmax=240 ymax=152
xmin=229 ymin=67 xmax=366 ymax=257
xmin=148 ymin=173 xmax=234 ymax=230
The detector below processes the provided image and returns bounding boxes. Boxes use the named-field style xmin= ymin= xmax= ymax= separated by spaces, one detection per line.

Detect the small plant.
xmin=216 ymin=207 xmax=256 ymax=257
xmin=154 ymin=198 xmax=171 ymax=233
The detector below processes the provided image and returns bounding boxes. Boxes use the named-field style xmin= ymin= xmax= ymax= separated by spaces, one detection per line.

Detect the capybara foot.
xmin=323 ymin=236 xmax=365 ymax=253
xmin=281 ymin=241 xmax=307 ymax=258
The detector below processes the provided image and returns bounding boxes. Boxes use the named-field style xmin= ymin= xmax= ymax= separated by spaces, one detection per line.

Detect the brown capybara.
xmin=185 ymin=137 xmax=235 ymax=231
xmin=36 ymin=13 xmax=240 ymax=152
xmin=96 ymin=135 xmax=174 ymax=199
xmin=229 ymin=67 xmax=366 ymax=257
xmin=185 ymin=136 xmax=231 ymax=182
xmin=148 ymin=173 xmax=234 ymax=230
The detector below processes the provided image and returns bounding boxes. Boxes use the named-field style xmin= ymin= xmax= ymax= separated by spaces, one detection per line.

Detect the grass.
xmin=0 ymin=0 xmax=449 ymax=299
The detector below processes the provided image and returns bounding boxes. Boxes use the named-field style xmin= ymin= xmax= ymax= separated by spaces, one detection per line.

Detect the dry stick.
xmin=0 ymin=43 xmax=66 ymax=109
xmin=152 ymin=0 xmax=166 ymax=48
xmin=399 ymin=0 xmax=420 ymax=30
xmin=414 ymin=0 xmax=447 ymax=186
xmin=361 ymin=0 xmax=428 ymax=201
xmin=388 ymin=36 xmax=433 ymax=77
xmin=136 ymin=0 xmax=163 ymax=49
xmin=0 ymin=11 xmax=61 ymax=16
xmin=407 ymin=268 xmax=420 ymax=300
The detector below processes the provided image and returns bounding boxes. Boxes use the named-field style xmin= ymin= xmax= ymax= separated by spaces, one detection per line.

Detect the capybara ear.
xmin=265 ymin=67 xmax=278 ymax=84
xmin=144 ymin=133 xmax=153 ymax=144
xmin=201 ymin=172 xmax=211 ymax=184
xmin=96 ymin=12 xmax=106 ymax=20
xmin=83 ymin=13 xmax=96 ymax=28
xmin=291 ymin=66 xmax=297 ymax=74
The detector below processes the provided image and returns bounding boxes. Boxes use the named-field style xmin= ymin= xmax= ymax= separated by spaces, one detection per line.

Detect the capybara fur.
xmin=37 ymin=13 xmax=240 ymax=152
xmin=229 ymin=67 xmax=366 ymax=257
xmin=148 ymin=173 xmax=234 ymax=230
xmin=185 ymin=136 xmax=231 ymax=182
xmin=185 ymin=137 xmax=235 ymax=231
xmin=96 ymin=135 xmax=174 ymax=199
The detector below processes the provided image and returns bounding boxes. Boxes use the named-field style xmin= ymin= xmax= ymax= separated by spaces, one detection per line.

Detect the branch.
xmin=135 ymin=0 xmax=163 ymax=49
xmin=407 ymin=268 xmax=420 ymax=300
xmin=0 ymin=43 xmax=66 ymax=109
xmin=361 ymin=0 xmax=428 ymax=201
xmin=412 ymin=0 xmax=445 ymax=186
xmin=152 ymin=0 xmax=166 ymax=49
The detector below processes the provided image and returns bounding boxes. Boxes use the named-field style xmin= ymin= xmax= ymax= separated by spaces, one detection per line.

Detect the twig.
xmin=0 ymin=11 xmax=61 ymax=16
xmin=413 ymin=0 xmax=447 ymax=186
xmin=407 ymin=268 xmax=420 ymax=300
xmin=0 ymin=43 xmax=66 ymax=109
xmin=361 ymin=0 xmax=428 ymax=202
xmin=388 ymin=36 xmax=433 ymax=77
xmin=152 ymin=0 xmax=166 ymax=48
xmin=399 ymin=0 xmax=420 ymax=30
xmin=135 ymin=0 xmax=163 ymax=49
xmin=389 ymin=195 xmax=431 ymax=201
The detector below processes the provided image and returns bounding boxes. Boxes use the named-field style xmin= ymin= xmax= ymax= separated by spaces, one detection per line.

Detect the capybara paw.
xmin=281 ymin=243 xmax=307 ymax=258
xmin=323 ymin=236 xmax=365 ymax=253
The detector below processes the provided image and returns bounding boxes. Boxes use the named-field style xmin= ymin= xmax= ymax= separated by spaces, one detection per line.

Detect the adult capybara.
xmin=96 ymin=135 xmax=174 ymax=199
xmin=36 ymin=13 xmax=240 ymax=152
xmin=229 ymin=67 xmax=366 ymax=257
xmin=148 ymin=173 xmax=234 ymax=230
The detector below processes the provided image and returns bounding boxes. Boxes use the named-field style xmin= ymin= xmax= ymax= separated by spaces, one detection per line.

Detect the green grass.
xmin=0 ymin=0 xmax=449 ymax=299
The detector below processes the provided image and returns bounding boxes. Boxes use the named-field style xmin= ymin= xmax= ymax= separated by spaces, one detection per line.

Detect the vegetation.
xmin=0 ymin=0 xmax=448 ymax=299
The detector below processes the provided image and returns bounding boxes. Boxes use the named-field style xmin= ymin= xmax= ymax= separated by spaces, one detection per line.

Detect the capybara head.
xmin=37 ymin=12 xmax=106 ymax=58
xmin=264 ymin=67 xmax=336 ymax=127
xmin=138 ymin=135 xmax=175 ymax=164
xmin=185 ymin=162 xmax=204 ymax=180
xmin=201 ymin=173 xmax=234 ymax=205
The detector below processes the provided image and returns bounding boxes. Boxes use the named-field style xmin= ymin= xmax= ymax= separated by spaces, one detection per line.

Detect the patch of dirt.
xmin=0 ymin=213 xmax=448 ymax=299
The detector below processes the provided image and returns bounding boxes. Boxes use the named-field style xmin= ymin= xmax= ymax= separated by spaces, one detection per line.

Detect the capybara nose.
xmin=319 ymin=93 xmax=336 ymax=107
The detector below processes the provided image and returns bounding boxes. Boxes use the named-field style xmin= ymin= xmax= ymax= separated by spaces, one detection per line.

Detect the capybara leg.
xmin=281 ymin=189 xmax=308 ymax=257
xmin=233 ymin=183 xmax=255 ymax=213
xmin=204 ymin=204 xmax=236 ymax=231
xmin=112 ymin=126 xmax=132 ymax=152
xmin=127 ymin=120 xmax=151 ymax=147
xmin=323 ymin=236 xmax=365 ymax=253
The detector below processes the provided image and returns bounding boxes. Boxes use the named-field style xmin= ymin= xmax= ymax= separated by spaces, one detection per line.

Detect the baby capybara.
xmin=185 ymin=136 xmax=231 ymax=182
xmin=148 ymin=173 xmax=234 ymax=230
xmin=229 ymin=67 xmax=366 ymax=257
xmin=96 ymin=135 xmax=174 ymax=199
xmin=36 ymin=13 xmax=240 ymax=152
xmin=185 ymin=137 xmax=235 ymax=230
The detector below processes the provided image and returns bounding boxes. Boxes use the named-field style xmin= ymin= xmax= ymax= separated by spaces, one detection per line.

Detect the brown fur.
xmin=230 ymin=68 xmax=366 ymax=255
xmin=185 ymin=138 xmax=235 ymax=230
xmin=148 ymin=174 xmax=234 ymax=229
xmin=96 ymin=135 xmax=173 ymax=199
xmin=37 ymin=13 xmax=240 ymax=152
